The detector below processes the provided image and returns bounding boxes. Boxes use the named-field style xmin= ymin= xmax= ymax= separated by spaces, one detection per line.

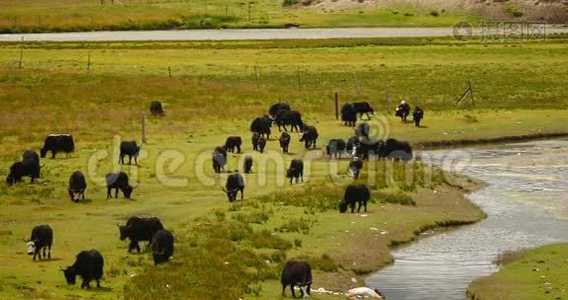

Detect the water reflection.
xmin=367 ymin=138 xmax=568 ymax=300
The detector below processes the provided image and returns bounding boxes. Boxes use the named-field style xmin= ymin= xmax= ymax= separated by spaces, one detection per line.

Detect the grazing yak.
xmin=269 ymin=102 xmax=291 ymax=118
xmin=62 ymin=249 xmax=104 ymax=289
xmin=275 ymin=110 xmax=303 ymax=132
xmin=346 ymin=136 xmax=360 ymax=156
xmin=68 ymin=170 xmax=87 ymax=202
xmin=286 ymin=159 xmax=304 ymax=184
xmin=279 ymin=132 xmax=291 ymax=153
xmin=119 ymin=141 xmax=141 ymax=165
xmin=243 ymin=156 xmax=253 ymax=174
xmin=281 ymin=260 xmax=312 ymax=299
xmin=6 ymin=150 xmax=40 ymax=185
xmin=354 ymin=139 xmax=383 ymax=160
xmin=355 ymin=122 xmax=370 ymax=139
xmin=299 ymin=125 xmax=318 ymax=149
xmin=40 ymin=134 xmax=74 ymax=158
xmin=339 ymin=184 xmax=370 ymax=213
xmin=341 ymin=103 xmax=357 ymax=127
xmin=349 ymin=157 xmax=363 ymax=179
xmin=23 ymin=150 xmax=39 ymax=164
xmin=224 ymin=173 xmax=245 ymax=202
xmin=250 ymin=116 xmax=272 ymax=139
xmin=105 ymin=172 xmax=134 ymax=199
xmin=119 ymin=216 xmax=164 ymax=253
xmin=413 ymin=106 xmax=424 ymax=127
xmin=257 ymin=136 xmax=267 ymax=153
xmin=212 ymin=147 xmax=227 ymax=173
xmin=352 ymin=102 xmax=374 ymax=119
xmin=379 ymin=138 xmax=413 ymax=161
xmin=251 ymin=132 xmax=261 ymax=151
xmin=326 ymin=139 xmax=346 ymax=159
xmin=224 ymin=136 xmax=242 ymax=153
xmin=151 ymin=229 xmax=174 ymax=265
xmin=149 ymin=100 xmax=166 ymax=117
xmin=395 ymin=101 xmax=411 ymax=122
xmin=26 ymin=224 xmax=53 ymax=261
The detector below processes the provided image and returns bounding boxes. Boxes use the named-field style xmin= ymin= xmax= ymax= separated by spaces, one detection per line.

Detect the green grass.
xmin=0 ymin=37 xmax=566 ymax=299
xmin=468 ymin=243 xmax=568 ymax=300
xmin=0 ymin=0 xmax=481 ymax=33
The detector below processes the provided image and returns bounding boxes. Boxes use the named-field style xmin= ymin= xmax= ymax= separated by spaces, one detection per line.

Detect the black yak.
xmin=119 ymin=141 xmax=141 ymax=165
xmin=339 ymin=184 xmax=370 ymax=213
xmin=243 ymin=156 xmax=253 ymax=174
xmin=326 ymin=139 xmax=346 ymax=159
xmin=105 ymin=172 xmax=133 ymax=199
xmin=281 ymin=260 xmax=312 ymax=298
xmin=269 ymin=102 xmax=291 ymax=118
xmin=150 ymin=100 xmax=166 ymax=117
xmin=40 ymin=134 xmax=74 ymax=158
xmin=212 ymin=147 xmax=227 ymax=173
xmin=224 ymin=173 xmax=245 ymax=202
xmin=26 ymin=224 xmax=53 ymax=261
xmin=341 ymin=103 xmax=357 ymax=126
xmin=395 ymin=101 xmax=411 ymax=122
xmin=68 ymin=170 xmax=87 ymax=202
xmin=224 ymin=136 xmax=242 ymax=153
xmin=413 ymin=106 xmax=424 ymax=127
xmin=355 ymin=122 xmax=370 ymax=139
xmin=279 ymin=132 xmax=291 ymax=153
xmin=250 ymin=116 xmax=272 ymax=139
xmin=286 ymin=159 xmax=304 ymax=184
xmin=6 ymin=151 xmax=40 ymax=185
xmin=379 ymin=138 xmax=413 ymax=161
xmin=299 ymin=125 xmax=318 ymax=149
xmin=348 ymin=157 xmax=363 ymax=179
xmin=151 ymin=229 xmax=174 ymax=265
xmin=62 ymin=249 xmax=104 ymax=289
xmin=352 ymin=102 xmax=374 ymax=119
xmin=275 ymin=110 xmax=303 ymax=132
xmin=119 ymin=216 xmax=164 ymax=253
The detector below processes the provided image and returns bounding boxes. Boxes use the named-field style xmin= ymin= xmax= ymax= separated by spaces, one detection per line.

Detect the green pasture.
xmin=0 ymin=0 xmax=480 ymax=33
xmin=468 ymin=243 xmax=568 ymax=300
xmin=0 ymin=37 xmax=566 ymax=299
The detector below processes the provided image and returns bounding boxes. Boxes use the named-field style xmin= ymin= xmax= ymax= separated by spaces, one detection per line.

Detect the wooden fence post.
xmin=18 ymin=37 xmax=24 ymax=70
xmin=168 ymin=66 xmax=172 ymax=79
xmin=87 ymin=55 xmax=91 ymax=74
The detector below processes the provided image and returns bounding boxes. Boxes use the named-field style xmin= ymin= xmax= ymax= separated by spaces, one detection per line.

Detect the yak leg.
xmin=107 ymin=187 xmax=111 ymax=199
xmin=96 ymin=279 xmax=101 ymax=288
xmin=240 ymin=188 xmax=244 ymax=200
xmin=290 ymin=284 xmax=296 ymax=298
xmin=115 ymin=188 xmax=119 ymax=198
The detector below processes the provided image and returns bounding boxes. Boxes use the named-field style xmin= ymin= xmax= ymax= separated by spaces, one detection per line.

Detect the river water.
xmin=367 ymin=138 xmax=568 ymax=300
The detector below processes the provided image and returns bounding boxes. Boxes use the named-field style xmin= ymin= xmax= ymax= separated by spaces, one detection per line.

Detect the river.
xmin=367 ymin=138 xmax=568 ymax=300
